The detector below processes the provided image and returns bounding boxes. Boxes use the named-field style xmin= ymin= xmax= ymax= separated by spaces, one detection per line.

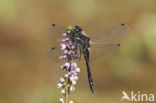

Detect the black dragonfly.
xmin=47 ymin=23 xmax=130 ymax=93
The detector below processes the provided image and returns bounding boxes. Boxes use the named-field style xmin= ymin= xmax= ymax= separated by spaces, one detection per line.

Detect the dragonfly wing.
xmin=48 ymin=24 xmax=67 ymax=43
xmin=47 ymin=45 xmax=64 ymax=61
xmin=90 ymin=43 xmax=120 ymax=61
xmin=91 ymin=24 xmax=130 ymax=44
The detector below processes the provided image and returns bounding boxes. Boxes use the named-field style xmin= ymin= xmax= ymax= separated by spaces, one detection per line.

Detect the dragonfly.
xmin=47 ymin=23 xmax=130 ymax=93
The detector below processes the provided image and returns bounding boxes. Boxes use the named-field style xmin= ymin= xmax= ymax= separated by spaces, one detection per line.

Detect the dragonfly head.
xmin=72 ymin=26 xmax=82 ymax=33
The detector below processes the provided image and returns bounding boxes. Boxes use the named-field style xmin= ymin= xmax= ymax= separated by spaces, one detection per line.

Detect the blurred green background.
xmin=0 ymin=0 xmax=156 ymax=103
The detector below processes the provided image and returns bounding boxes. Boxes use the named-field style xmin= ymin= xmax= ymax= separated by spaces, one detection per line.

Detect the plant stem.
xmin=65 ymin=85 xmax=68 ymax=103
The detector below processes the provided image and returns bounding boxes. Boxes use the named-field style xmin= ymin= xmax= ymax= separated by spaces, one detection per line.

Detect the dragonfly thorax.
xmin=68 ymin=25 xmax=90 ymax=49
xmin=77 ymin=33 xmax=90 ymax=48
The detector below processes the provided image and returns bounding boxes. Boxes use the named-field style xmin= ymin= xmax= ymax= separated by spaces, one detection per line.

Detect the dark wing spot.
xmin=52 ymin=24 xmax=56 ymax=26
xmin=117 ymin=44 xmax=120 ymax=46
xmin=51 ymin=47 xmax=56 ymax=50
xmin=121 ymin=24 xmax=125 ymax=26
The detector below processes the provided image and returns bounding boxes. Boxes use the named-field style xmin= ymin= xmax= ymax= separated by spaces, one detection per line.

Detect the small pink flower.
xmin=66 ymin=44 xmax=71 ymax=49
xmin=65 ymin=62 xmax=70 ymax=69
xmin=61 ymin=90 xmax=65 ymax=94
xmin=60 ymin=44 xmax=66 ymax=50
xmin=69 ymin=51 xmax=74 ymax=55
xmin=61 ymin=39 xmax=66 ymax=42
xmin=64 ymin=74 xmax=68 ymax=78
xmin=60 ymin=77 xmax=65 ymax=83
xmin=75 ymin=67 xmax=80 ymax=73
xmin=59 ymin=97 xmax=64 ymax=102
xmin=74 ymin=76 xmax=78 ymax=80
xmin=69 ymin=100 xmax=73 ymax=103
xmin=61 ymin=38 xmax=70 ymax=42
xmin=64 ymin=50 xmax=68 ymax=54
xmin=68 ymin=42 xmax=73 ymax=46
xmin=74 ymin=54 xmax=79 ymax=58
xmin=57 ymin=83 xmax=62 ymax=88
xmin=71 ymin=62 xmax=77 ymax=67
xmin=72 ymin=80 xmax=76 ymax=85
xmin=60 ymin=55 xmax=68 ymax=59
xmin=73 ymin=75 xmax=78 ymax=80
xmin=62 ymin=33 xmax=67 ymax=36
xmin=61 ymin=62 xmax=70 ymax=70
xmin=71 ymin=45 xmax=75 ymax=49
xmin=70 ymin=75 xmax=78 ymax=81
xmin=70 ymin=86 xmax=75 ymax=92
xmin=69 ymin=70 xmax=77 ymax=76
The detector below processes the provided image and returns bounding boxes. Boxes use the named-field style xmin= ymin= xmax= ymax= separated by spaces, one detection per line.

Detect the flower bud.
xmin=60 ymin=44 xmax=66 ymax=50
xmin=59 ymin=97 xmax=64 ymax=102
xmin=69 ymin=100 xmax=74 ymax=103
xmin=75 ymin=67 xmax=80 ymax=73
xmin=62 ymin=33 xmax=67 ymax=36
xmin=60 ymin=54 xmax=68 ymax=59
xmin=71 ymin=62 xmax=77 ymax=68
xmin=61 ymin=62 xmax=70 ymax=70
xmin=60 ymin=77 xmax=65 ymax=83
xmin=64 ymin=74 xmax=68 ymax=78
xmin=70 ymin=86 xmax=75 ymax=92
xmin=61 ymin=38 xmax=70 ymax=42
xmin=72 ymin=80 xmax=76 ymax=85
xmin=57 ymin=83 xmax=62 ymax=88
xmin=61 ymin=90 xmax=65 ymax=94
xmin=64 ymin=50 xmax=68 ymax=54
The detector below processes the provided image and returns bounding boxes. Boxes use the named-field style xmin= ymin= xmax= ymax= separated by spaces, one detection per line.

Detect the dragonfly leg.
xmin=79 ymin=49 xmax=82 ymax=61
